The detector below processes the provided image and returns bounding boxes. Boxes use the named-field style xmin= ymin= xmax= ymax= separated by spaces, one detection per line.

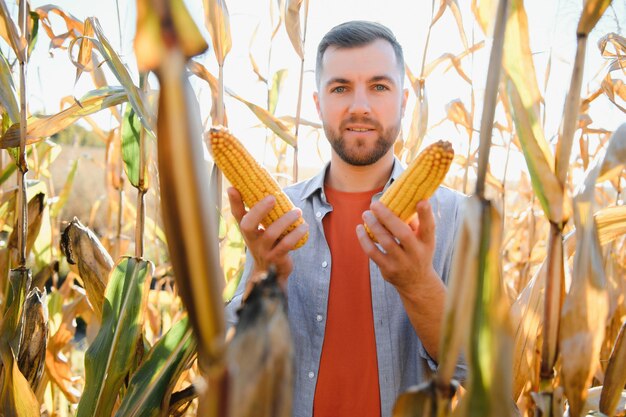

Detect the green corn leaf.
xmin=76 ymin=257 xmax=154 ymax=417
xmin=50 ymin=158 xmax=79 ymax=218
xmin=0 ymin=86 xmax=128 ymax=148
xmin=114 ymin=316 xmax=197 ymax=417
xmin=454 ymin=197 xmax=514 ymax=417
xmin=121 ymin=104 xmax=144 ymax=189
xmin=269 ymin=69 xmax=288 ymax=116
xmin=503 ymin=0 xmax=566 ymax=225
xmin=0 ymin=49 xmax=19 ymax=123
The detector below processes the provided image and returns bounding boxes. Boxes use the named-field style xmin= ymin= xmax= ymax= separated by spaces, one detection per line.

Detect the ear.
xmin=313 ymin=91 xmax=322 ymax=118
xmin=401 ymin=87 xmax=409 ymax=117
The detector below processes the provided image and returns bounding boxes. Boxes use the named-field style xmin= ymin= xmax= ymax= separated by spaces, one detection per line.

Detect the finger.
xmin=362 ymin=210 xmax=394 ymax=249
xmin=355 ymin=224 xmax=387 ymax=266
xmin=227 ymin=187 xmax=247 ymax=222
xmin=263 ymin=208 xmax=303 ymax=243
xmin=416 ymin=200 xmax=435 ymax=245
xmin=269 ymin=222 xmax=309 ymax=255
xmin=369 ymin=201 xmax=415 ymax=246
xmin=239 ymin=195 xmax=276 ymax=234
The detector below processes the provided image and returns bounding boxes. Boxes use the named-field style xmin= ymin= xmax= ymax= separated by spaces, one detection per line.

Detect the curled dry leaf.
xmin=17 ymin=288 xmax=48 ymax=393
xmin=61 ymin=217 xmax=114 ymax=321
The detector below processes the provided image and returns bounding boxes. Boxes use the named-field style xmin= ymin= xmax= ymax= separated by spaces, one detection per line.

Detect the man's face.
xmin=314 ymin=39 xmax=408 ymax=166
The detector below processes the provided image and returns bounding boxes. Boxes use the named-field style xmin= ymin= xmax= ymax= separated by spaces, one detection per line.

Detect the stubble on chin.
xmin=325 ymin=127 xmax=398 ymax=166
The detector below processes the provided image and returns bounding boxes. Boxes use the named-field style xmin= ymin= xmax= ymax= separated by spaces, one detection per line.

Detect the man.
xmin=225 ymin=20 xmax=465 ymax=417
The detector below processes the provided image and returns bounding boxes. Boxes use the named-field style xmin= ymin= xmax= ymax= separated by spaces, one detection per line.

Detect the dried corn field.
xmin=0 ymin=0 xmax=625 ymax=416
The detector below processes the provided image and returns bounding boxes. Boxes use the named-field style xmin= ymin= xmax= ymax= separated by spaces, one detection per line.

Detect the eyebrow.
xmin=324 ymin=75 xmax=398 ymax=88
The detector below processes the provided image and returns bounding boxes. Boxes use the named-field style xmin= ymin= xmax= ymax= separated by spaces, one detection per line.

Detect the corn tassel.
xmin=366 ymin=140 xmax=454 ymax=241
xmin=209 ymin=127 xmax=308 ymax=249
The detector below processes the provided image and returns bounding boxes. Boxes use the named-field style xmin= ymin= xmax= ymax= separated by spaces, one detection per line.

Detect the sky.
xmin=14 ymin=0 xmax=626 ymax=180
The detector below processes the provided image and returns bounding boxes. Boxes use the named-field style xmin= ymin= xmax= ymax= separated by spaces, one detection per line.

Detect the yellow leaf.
xmin=285 ymin=0 xmax=304 ymax=59
xmin=204 ymin=0 xmax=232 ymax=65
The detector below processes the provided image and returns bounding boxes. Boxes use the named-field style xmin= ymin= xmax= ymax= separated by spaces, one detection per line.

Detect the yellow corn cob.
xmin=209 ymin=127 xmax=308 ymax=249
xmin=365 ymin=140 xmax=454 ymax=241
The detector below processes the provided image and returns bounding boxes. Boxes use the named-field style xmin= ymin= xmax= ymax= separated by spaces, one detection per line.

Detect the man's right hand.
xmin=227 ymin=187 xmax=308 ymax=291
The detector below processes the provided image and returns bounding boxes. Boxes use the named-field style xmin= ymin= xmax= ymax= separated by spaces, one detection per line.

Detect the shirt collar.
xmin=296 ymin=156 xmax=405 ymax=201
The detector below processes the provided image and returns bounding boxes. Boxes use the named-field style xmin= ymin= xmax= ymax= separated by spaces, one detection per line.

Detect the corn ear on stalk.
xmin=366 ymin=140 xmax=454 ymax=241
xmin=209 ymin=127 xmax=308 ymax=249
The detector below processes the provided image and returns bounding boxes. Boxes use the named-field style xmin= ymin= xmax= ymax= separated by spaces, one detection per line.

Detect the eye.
xmin=373 ymin=84 xmax=389 ymax=91
xmin=331 ymin=86 xmax=346 ymax=93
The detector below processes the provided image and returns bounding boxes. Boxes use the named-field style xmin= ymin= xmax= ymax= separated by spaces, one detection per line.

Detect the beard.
xmin=324 ymin=116 xmax=400 ymax=166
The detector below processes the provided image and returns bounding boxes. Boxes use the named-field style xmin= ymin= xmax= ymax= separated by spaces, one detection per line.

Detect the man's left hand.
xmin=356 ymin=199 xmax=439 ymax=296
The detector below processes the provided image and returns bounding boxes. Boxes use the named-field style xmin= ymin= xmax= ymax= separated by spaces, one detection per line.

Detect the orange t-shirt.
xmin=313 ymin=185 xmax=382 ymax=417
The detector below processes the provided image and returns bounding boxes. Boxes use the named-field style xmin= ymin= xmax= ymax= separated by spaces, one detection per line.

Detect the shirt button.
xmin=315 ymin=211 xmax=322 ymax=218
xmin=321 ymin=261 xmax=328 ymax=268
xmin=308 ymin=371 xmax=315 ymax=379
xmin=316 ymin=314 xmax=323 ymax=322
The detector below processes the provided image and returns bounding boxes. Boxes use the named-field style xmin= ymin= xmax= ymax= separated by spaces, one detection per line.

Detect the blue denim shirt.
xmin=225 ymin=158 xmax=467 ymax=417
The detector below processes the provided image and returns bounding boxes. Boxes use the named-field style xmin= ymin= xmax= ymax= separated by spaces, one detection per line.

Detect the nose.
xmin=348 ymin=87 xmax=371 ymax=115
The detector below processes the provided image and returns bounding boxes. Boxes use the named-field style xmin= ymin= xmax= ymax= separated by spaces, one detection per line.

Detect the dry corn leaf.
xmin=558 ymin=123 xmax=625 ymax=417
xmin=76 ymin=257 xmax=154 ymax=417
xmin=188 ymin=60 xmax=228 ymax=127
xmin=60 ymin=218 xmax=114 ymax=321
xmin=555 ymin=34 xmax=588 ymax=185
xmin=0 ymin=49 xmax=19 ymax=123
xmin=577 ymin=0 xmax=613 ymax=36
xmin=601 ymin=74 xmax=626 ymax=113
xmin=0 ymin=344 xmax=39 ymax=417
xmin=446 ymin=99 xmax=472 ymax=131
xmin=284 ymin=0 xmax=304 ymax=59
xmin=71 ymin=18 xmax=95 ymax=84
xmin=204 ymin=0 xmax=232 ymax=65
xmin=437 ymin=196 xmax=480 ymax=385
xmin=600 ymin=322 xmax=626 ymax=416
xmin=0 ymin=86 xmax=128 ymax=148
xmin=471 ymin=0 xmax=497 ymax=35
xmin=0 ymin=0 xmax=26 ymax=61
xmin=598 ymin=32 xmax=626 ymax=61
xmin=405 ymin=75 xmax=428 ymax=160
xmin=0 ymin=268 xmax=39 ymax=417
xmin=431 ymin=0 xmax=469 ymax=50
xmin=88 ymin=17 xmax=156 ymax=137
xmin=155 ymin=45 xmax=225 ymax=370
xmin=45 ymin=320 xmax=81 ymax=403
xmin=422 ymin=41 xmax=484 ymax=83
xmin=34 ymin=4 xmax=83 ymax=46
xmin=114 ymin=316 xmax=197 ymax=417
xmin=227 ymin=88 xmax=297 ymax=147
xmin=6 ymin=193 xmax=45 ymax=269
xmin=17 ymin=288 xmax=47 ymax=393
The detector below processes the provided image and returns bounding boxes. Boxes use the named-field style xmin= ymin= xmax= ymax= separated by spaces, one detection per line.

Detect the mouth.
xmin=345 ymin=125 xmax=376 ymax=133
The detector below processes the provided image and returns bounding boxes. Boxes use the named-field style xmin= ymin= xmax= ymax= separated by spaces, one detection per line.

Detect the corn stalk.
xmin=136 ymin=0 xmax=227 ymax=415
